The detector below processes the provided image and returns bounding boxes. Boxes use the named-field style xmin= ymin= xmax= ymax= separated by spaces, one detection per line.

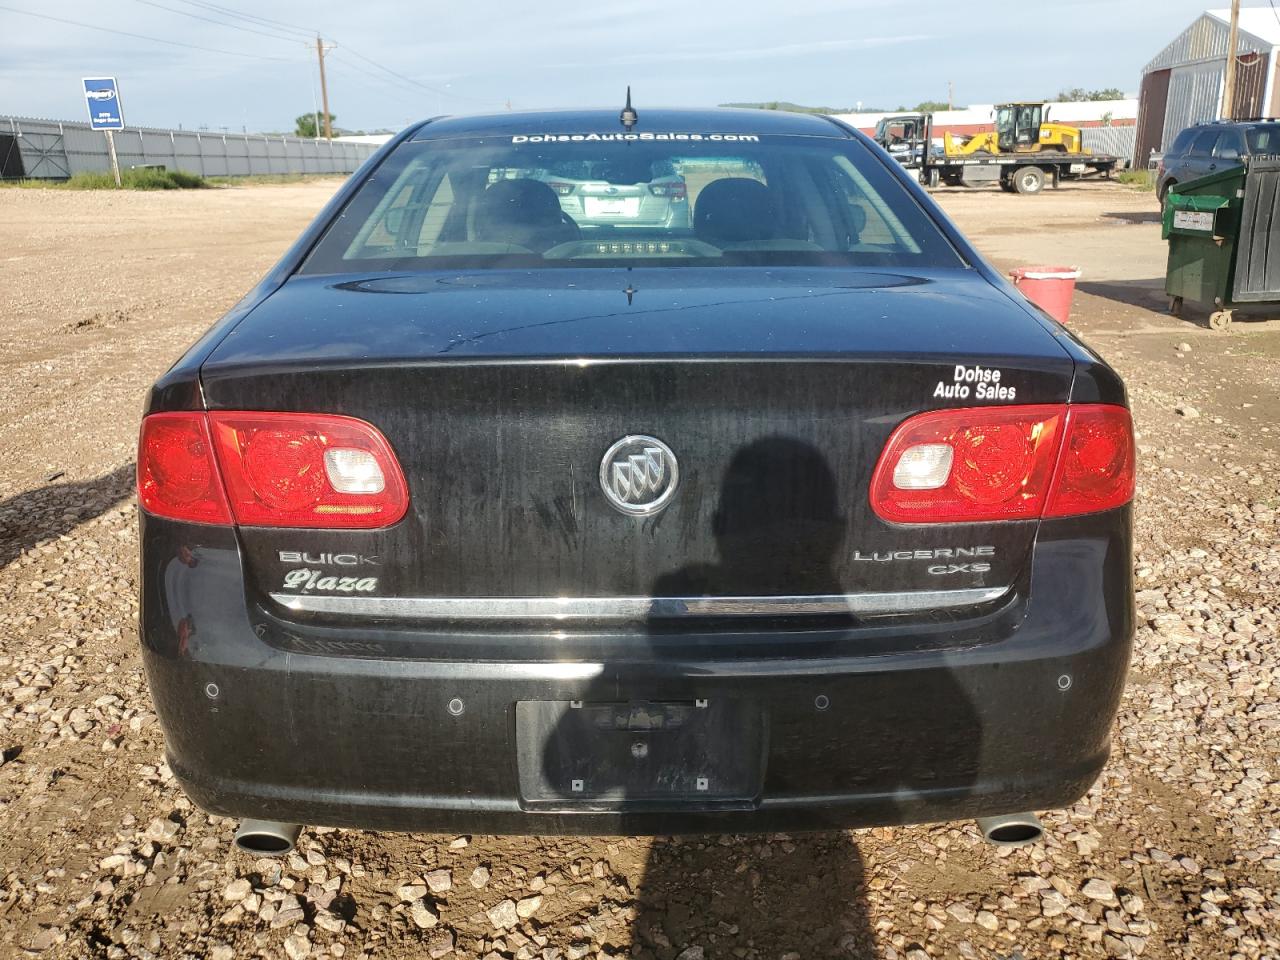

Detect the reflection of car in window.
xmin=530 ymin=157 xmax=690 ymax=231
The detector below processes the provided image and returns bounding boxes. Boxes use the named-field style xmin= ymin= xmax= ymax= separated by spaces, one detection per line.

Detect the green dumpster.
xmin=1164 ymin=158 xmax=1280 ymax=330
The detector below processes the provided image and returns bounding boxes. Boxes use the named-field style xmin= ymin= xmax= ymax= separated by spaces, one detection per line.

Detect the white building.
xmin=1136 ymin=7 xmax=1280 ymax=164
xmin=832 ymin=100 xmax=1137 ymax=137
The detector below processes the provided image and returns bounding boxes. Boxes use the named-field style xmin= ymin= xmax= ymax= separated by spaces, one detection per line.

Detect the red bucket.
xmin=1010 ymin=266 xmax=1081 ymax=324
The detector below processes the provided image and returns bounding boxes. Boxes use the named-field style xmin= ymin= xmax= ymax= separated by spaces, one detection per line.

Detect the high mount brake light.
xmin=870 ymin=404 xmax=1134 ymax=524
xmin=136 ymin=411 xmax=408 ymax=529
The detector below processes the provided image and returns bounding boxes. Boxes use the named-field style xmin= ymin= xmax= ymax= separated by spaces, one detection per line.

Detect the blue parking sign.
xmin=83 ymin=77 xmax=124 ymax=130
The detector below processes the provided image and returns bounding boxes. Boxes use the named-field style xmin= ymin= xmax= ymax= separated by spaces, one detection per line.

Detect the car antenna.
xmin=620 ymin=86 xmax=638 ymax=131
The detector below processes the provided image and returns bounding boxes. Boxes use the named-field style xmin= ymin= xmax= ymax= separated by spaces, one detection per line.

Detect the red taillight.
xmin=137 ymin=411 xmax=408 ymax=529
xmin=870 ymin=403 xmax=1134 ymax=524
xmin=649 ymin=181 xmax=687 ymax=200
xmin=138 ymin=413 xmax=232 ymax=525
xmin=208 ymin=412 xmax=409 ymax=528
xmin=1044 ymin=405 xmax=1135 ymax=517
xmin=870 ymin=405 xmax=1064 ymax=523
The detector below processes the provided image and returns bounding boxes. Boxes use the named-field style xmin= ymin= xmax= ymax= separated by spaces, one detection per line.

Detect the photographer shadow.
xmin=540 ymin=436 xmax=984 ymax=958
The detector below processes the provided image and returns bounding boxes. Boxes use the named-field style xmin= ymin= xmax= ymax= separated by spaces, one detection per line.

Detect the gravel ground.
xmin=1 ymin=180 xmax=1278 ymax=960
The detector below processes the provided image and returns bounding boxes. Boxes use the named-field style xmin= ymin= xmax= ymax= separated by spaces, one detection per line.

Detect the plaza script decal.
xmin=282 ymin=568 xmax=378 ymax=593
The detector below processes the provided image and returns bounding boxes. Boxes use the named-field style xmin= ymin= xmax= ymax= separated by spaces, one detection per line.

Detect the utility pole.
xmin=1223 ymin=0 xmax=1241 ymax=120
xmin=316 ymin=35 xmax=332 ymax=140
xmin=948 ymin=80 xmax=954 ymax=111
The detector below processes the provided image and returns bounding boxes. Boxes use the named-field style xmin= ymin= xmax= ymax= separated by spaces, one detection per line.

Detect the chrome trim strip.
xmin=268 ymin=586 xmax=1009 ymax=620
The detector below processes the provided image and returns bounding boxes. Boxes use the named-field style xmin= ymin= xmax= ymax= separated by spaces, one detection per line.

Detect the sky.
xmin=0 ymin=0 xmax=1260 ymax=134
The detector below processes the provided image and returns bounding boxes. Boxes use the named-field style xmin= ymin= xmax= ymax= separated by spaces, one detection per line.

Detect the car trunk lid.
xmin=200 ymin=267 xmax=1074 ymax=623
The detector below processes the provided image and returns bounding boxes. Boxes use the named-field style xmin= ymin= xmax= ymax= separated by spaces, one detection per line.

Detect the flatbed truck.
xmin=874 ymin=111 xmax=1119 ymax=194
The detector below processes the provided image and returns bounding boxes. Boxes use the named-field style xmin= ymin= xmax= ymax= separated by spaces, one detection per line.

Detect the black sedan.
xmin=136 ymin=107 xmax=1134 ymax=855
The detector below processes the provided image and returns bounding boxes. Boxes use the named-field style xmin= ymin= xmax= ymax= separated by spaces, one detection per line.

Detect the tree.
xmin=1055 ymin=88 xmax=1126 ymax=102
xmin=295 ymin=112 xmax=336 ymax=138
xmin=915 ymin=100 xmax=958 ymax=112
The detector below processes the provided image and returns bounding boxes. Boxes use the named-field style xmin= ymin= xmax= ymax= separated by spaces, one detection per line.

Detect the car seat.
xmin=693 ymin=178 xmax=779 ymax=245
xmin=474 ymin=179 xmax=580 ymax=252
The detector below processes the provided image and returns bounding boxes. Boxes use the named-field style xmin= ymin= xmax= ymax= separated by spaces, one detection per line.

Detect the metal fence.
xmin=1082 ymin=125 xmax=1137 ymax=167
xmin=0 ymin=115 xmax=381 ymax=180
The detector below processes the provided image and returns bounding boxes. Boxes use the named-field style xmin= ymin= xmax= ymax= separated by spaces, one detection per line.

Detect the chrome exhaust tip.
xmin=233 ymin=819 xmax=301 ymax=856
xmin=976 ymin=812 xmax=1044 ymax=847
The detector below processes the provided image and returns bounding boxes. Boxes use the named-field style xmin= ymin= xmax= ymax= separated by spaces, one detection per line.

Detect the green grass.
xmin=0 ymin=168 xmax=209 ymax=190
xmin=1117 ymin=169 xmax=1155 ymax=191
xmin=205 ymin=172 xmax=345 ymax=186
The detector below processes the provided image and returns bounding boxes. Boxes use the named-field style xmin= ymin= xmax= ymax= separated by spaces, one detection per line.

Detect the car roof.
xmin=409 ymin=108 xmax=851 ymax=141
xmin=1190 ymin=119 xmax=1280 ymax=129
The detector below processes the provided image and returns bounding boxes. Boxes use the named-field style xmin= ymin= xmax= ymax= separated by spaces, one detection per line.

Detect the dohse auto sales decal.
xmin=512 ymin=133 xmax=761 ymax=144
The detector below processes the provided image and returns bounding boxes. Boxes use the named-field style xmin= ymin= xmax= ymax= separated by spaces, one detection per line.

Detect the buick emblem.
xmin=599 ymin=435 xmax=679 ymax=516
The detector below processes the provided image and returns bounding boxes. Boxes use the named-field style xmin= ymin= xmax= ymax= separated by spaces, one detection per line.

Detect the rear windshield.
xmin=301 ymin=133 xmax=963 ymax=273
xmin=1245 ymin=123 xmax=1280 ymax=153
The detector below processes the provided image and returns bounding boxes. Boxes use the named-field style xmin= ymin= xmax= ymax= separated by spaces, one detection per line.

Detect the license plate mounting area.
xmin=516 ymin=699 xmax=766 ymax=809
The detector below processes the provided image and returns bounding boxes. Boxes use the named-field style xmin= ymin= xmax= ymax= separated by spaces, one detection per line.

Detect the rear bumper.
xmin=140 ymin=512 xmax=1133 ymax=835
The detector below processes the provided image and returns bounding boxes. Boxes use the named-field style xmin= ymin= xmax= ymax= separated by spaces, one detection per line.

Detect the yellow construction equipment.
xmin=943 ymin=102 xmax=1086 ymax=157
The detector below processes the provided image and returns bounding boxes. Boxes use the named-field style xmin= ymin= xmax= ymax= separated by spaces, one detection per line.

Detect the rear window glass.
xmin=1214 ymin=129 xmax=1244 ymax=159
xmin=1169 ymin=127 xmax=1198 ymax=154
xmin=1189 ymin=130 xmax=1220 ymax=157
xmin=1245 ymin=123 xmax=1280 ymax=153
xmin=301 ymin=133 xmax=963 ymax=273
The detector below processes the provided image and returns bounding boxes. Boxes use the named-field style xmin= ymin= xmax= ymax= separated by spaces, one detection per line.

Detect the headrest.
xmin=474 ymin=178 xmax=575 ymax=251
xmin=477 ymin=178 xmax=565 ymax=226
xmin=694 ymin=178 xmax=778 ymax=244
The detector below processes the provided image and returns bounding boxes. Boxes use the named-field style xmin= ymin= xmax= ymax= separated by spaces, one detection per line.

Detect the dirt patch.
xmin=1 ymin=180 xmax=1278 ymax=960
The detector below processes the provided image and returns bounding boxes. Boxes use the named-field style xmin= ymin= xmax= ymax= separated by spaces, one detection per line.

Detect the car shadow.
xmin=1077 ymin=279 xmax=1280 ymax=328
xmin=538 ymin=436 xmax=985 ymax=957
xmin=0 ymin=464 xmax=134 ymax=570
xmin=1101 ymin=210 xmax=1162 ymax=225
xmin=631 ymin=830 xmax=872 ymax=958
xmin=1075 ymin=278 xmax=1170 ymax=311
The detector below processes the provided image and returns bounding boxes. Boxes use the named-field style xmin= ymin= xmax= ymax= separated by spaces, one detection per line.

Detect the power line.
xmin=160 ymin=0 xmax=500 ymax=108
xmin=0 ymin=4 xmax=299 ymax=61
xmin=326 ymin=51 xmax=418 ymax=97
xmin=338 ymin=44 xmax=499 ymax=106
xmin=133 ymin=0 xmax=309 ymax=44
xmin=157 ymin=0 xmax=489 ymax=108
xmin=9 ymin=0 xmax=496 ymax=117
xmin=165 ymin=0 xmax=316 ymax=39
xmin=325 ymin=51 xmax=441 ymax=114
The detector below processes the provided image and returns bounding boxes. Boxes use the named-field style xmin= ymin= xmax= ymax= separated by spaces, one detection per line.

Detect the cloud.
xmin=553 ymin=34 xmax=933 ymax=70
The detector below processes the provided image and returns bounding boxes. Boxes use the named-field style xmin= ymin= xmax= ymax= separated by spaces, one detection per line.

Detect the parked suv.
xmin=531 ymin=158 xmax=691 ymax=231
xmin=1157 ymin=120 xmax=1280 ymax=202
